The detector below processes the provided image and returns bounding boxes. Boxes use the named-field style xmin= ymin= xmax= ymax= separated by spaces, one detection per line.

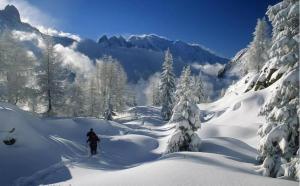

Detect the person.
xmin=86 ymin=128 xmax=100 ymax=155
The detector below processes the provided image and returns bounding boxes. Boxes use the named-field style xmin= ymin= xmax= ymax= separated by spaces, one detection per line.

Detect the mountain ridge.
xmin=0 ymin=4 xmax=229 ymax=82
xmin=97 ymin=34 xmax=228 ymax=61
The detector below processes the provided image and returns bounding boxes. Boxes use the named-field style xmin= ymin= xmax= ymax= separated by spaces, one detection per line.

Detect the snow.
xmin=54 ymin=152 xmax=296 ymax=186
xmin=0 ymin=96 xmax=298 ymax=185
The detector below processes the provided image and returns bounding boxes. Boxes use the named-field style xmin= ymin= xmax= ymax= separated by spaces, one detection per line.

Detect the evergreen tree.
xmin=190 ymin=75 xmax=205 ymax=104
xmin=254 ymin=0 xmax=299 ymax=90
xmin=160 ymin=49 xmax=176 ymax=120
xmin=258 ymin=70 xmax=299 ymax=180
xmin=245 ymin=18 xmax=271 ymax=73
xmin=165 ymin=66 xmax=202 ymax=154
xmin=256 ymin=0 xmax=299 ymax=180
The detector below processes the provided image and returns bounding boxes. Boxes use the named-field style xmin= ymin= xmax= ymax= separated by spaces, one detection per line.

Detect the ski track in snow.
xmin=0 ymin=104 xmax=298 ymax=186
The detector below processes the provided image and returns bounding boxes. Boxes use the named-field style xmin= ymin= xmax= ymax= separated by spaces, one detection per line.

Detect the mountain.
xmin=0 ymin=5 xmax=229 ymax=82
xmin=0 ymin=5 xmax=74 ymax=47
xmin=77 ymin=34 xmax=229 ymax=81
xmin=0 ymin=5 xmax=37 ymax=32
xmin=96 ymin=34 xmax=228 ymax=64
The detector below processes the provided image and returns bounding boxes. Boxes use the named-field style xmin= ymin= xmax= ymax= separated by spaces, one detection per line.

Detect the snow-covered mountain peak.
xmin=128 ymin=34 xmax=170 ymax=41
xmin=98 ymin=35 xmax=109 ymax=43
xmin=98 ymin=33 xmax=224 ymax=58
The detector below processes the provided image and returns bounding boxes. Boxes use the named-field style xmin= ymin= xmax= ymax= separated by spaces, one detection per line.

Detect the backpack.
xmin=90 ymin=133 xmax=100 ymax=143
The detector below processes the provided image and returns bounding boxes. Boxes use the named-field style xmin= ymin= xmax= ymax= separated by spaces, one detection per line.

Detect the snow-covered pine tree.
xmin=36 ymin=35 xmax=68 ymax=116
xmin=254 ymin=0 xmax=299 ymax=90
xmin=256 ymin=0 xmax=299 ymax=181
xmin=160 ymin=48 xmax=176 ymax=120
xmin=174 ymin=63 xmax=191 ymax=104
xmin=257 ymin=69 xmax=299 ymax=180
xmin=244 ymin=18 xmax=270 ymax=73
xmin=174 ymin=74 xmax=183 ymax=103
xmin=165 ymin=66 xmax=201 ymax=154
xmin=190 ymin=75 xmax=205 ymax=104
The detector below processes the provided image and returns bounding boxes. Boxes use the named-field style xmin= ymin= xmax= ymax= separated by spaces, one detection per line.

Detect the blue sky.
xmin=23 ymin=0 xmax=280 ymax=57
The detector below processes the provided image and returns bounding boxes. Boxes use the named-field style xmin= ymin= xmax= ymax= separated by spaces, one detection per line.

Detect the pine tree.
xmin=256 ymin=0 xmax=299 ymax=180
xmin=258 ymin=69 xmax=299 ymax=179
xmin=254 ymin=0 xmax=299 ymax=90
xmin=165 ymin=66 xmax=202 ymax=154
xmin=160 ymin=48 xmax=176 ymax=120
xmin=245 ymin=18 xmax=271 ymax=73
xmin=190 ymin=75 xmax=205 ymax=104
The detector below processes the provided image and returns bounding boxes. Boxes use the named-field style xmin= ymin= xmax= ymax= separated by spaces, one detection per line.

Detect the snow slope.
xmin=198 ymin=84 xmax=267 ymax=147
xmin=0 ymin=102 xmax=297 ymax=185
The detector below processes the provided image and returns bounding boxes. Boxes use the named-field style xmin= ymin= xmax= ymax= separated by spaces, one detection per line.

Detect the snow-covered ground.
xmin=0 ymin=88 xmax=298 ymax=185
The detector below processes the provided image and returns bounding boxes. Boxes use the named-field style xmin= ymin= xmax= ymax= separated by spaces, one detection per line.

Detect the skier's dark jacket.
xmin=87 ymin=131 xmax=100 ymax=144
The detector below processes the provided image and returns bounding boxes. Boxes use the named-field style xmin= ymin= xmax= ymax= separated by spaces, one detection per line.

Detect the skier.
xmin=86 ymin=128 xmax=100 ymax=155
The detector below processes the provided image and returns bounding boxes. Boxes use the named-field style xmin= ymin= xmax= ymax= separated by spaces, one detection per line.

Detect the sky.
xmin=1 ymin=0 xmax=280 ymax=58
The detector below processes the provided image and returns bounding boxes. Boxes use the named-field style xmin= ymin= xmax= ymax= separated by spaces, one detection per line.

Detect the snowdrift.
xmin=198 ymin=73 xmax=268 ymax=148
xmin=0 ymin=102 xmax=297 ymax=186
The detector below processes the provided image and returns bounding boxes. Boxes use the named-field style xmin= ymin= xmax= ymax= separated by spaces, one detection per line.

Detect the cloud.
xmin=26 ymin=50 xmax=36 ymax=60
xmin=143 ymin=72 xmax=160 ymax=105
xmin=54 ymin=44 xmax=93 ymax=76
xmin=37 ymin=26 xmax=81 ymax=42
xmin=12 ymin=30 xmax=92 ymax=76
xmin=0 ymin=0 xmax=56 ymax=27
xmin=192 ymin=63 xmax=224 ymax=76
xmin=12 ymin=30 xmax=46 ymax=48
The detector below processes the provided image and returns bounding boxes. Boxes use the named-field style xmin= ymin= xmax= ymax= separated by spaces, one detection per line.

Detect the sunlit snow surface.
xmin=0 ymin=94 xmax=297 ymax=185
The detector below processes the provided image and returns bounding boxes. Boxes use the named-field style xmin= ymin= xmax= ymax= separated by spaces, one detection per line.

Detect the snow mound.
xmin=0 ymin=103 xmax=65 ymax=186
xmin=198 ymin=75 xmax=270 ymax=147
xmin=57 ymin=141 xmax=297 ymax=186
